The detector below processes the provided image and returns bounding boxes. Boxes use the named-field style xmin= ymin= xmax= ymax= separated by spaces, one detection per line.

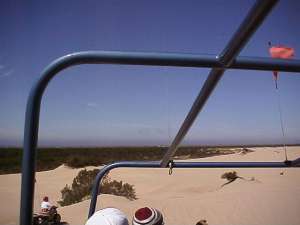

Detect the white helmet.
xmin=86 ymin=208 xmax=129 ymax=225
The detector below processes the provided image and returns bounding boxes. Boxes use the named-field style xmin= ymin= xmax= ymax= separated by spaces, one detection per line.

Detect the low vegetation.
xmin=221 ymin=171 xmax=245 ymax=187
xmin=0 ymin=146 xmax=236 ymax=174
xmin=239 ymin=148 xmax=254 ymax=155
xmin=58 ymin=168 xmax=136 ymax=206
xmin=196 ymin=220 xmax=208 ymax=225
xmin=221 ymin=171 xmax=239 ymax=182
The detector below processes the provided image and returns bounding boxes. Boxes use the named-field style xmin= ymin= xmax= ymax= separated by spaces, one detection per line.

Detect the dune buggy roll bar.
xmin=20 ymin=0 xmax=300 ymax=224
xmin=88 ymin=160 xmax=300 ymax=218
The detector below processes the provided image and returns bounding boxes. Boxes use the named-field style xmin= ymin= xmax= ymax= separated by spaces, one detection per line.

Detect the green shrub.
xmin=101 ymin=180 xmax=137 ymax=201
xmin=58 ymin=168 xmax=136 ymax=206
xmin=0 ymin=147 xmax=237 ymax=174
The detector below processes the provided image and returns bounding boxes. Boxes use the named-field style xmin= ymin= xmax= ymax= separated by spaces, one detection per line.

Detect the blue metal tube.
xmin=233 ymin=56 xmax=300 ymax=72
xmin=20 ymin=53 xmax=300 ymax=225
xmin=88 ymin=159 xmax=300 ymax=218
xmin=160 ymin=0 xmax=279 ymax=167
xmin=20 ymin=2 xmax=300 ymax=223
xmin=218 ymin=0 xmax=279 ymax=67
xmin=19 ymin=52 xmax=219 ymax=225
xmin=24 ymin=51 xmax=300 ymax=75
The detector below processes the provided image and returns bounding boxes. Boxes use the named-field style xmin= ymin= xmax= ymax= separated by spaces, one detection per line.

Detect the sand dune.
xmin=1 ymin=147 xmax=300 ymax=225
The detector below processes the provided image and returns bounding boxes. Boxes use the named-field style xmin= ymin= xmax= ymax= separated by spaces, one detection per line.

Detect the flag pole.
xmin=276 ymin=88 xmax=288 ymax=161
xmin=268 ymin=41 xmax=278 ymax=89
xmin=269 ymin=41 xmax=288 ymax=161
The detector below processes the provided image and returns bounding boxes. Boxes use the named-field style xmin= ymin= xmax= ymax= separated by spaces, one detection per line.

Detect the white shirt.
xmin=41 ymin=201 xmax=52 ymax=210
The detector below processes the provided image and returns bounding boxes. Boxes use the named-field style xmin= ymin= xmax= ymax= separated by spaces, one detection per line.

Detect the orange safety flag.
xmin=269 ymin=44 xmax=295 ymax=89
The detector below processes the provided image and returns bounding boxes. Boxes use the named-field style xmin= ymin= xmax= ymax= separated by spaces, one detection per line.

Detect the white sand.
xmin=1 ymin=147 xmax=300 ymax=225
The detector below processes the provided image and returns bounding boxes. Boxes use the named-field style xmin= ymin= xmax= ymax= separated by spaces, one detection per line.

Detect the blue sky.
xmin=0 ymin=0 xmax=299 ymax=147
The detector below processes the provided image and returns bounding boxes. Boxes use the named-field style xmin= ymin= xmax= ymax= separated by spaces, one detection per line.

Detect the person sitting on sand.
xmin=40 ymin=196 xmax=52 ymax=213
xmin=85 ymin=208 xmax=129 ymax=225
xmin=132 ymin=207 xmax=164 ymax=225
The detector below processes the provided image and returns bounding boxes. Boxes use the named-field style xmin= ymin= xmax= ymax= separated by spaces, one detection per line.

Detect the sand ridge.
xmin=1 ymin=147 xmax=300 ymax=225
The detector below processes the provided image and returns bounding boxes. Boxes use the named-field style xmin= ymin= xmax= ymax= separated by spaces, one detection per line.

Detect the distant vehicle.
xmin=32 ymin=206 xmax=61 ymax=225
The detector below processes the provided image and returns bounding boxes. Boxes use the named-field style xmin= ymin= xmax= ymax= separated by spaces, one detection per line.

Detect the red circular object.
xmin=135 ymin=207 xmax=153 ymax=221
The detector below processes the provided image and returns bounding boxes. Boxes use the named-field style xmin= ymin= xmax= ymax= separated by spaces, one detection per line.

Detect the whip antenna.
xmin=268 ymin=41 xmax=295 ymax=161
